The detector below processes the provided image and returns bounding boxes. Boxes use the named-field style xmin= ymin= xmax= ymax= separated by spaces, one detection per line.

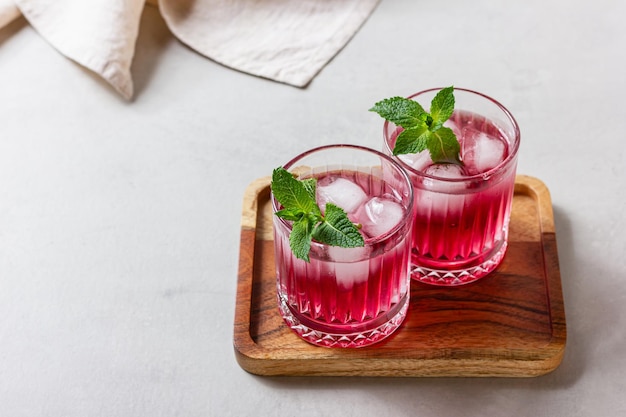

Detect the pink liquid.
xmin=411 ymin=173 xmax=514 ymax=269
xmin=389 ymin=110 xmax=518 ymax=284
xmin=273 ymin=170 xmax=411 ymax=347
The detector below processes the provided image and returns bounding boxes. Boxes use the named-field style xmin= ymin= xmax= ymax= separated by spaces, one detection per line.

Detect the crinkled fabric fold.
xmin=159 ymin=0 xmax=380 ymax=87
xmin=1 ymin=0 xmax=379 ymax=98
xmin=0 ymin=0 xmax=20 ymax=28
xmin=14 ymin=0 xmax=144 ymax=99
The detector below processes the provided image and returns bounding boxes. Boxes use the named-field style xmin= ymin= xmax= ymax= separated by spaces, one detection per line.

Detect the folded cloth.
xmin=159 ymin=0 xmax=380 ymax=88
xmin=2 ymin=0 xmax=380 ymax=99
xmin=14 ymin=0 xmax=144 ymax=99
xmin=0 ymin=0 xmax=19 ymax=28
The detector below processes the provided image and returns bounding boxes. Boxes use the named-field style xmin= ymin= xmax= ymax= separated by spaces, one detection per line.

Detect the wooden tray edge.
xmin=515 ymin=175 xmax=567 ymax=370
xmin=234 ymin=177 xmax=270 ymax=369
xmin=508 ymin=175 xmax=567 ymax=376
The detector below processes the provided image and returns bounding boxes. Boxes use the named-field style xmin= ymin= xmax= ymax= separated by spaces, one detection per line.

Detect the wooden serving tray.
xmin=234 ymin=175 xmax=566 ymax=377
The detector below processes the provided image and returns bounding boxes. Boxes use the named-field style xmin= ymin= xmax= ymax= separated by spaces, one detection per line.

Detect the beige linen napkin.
xmin=14 ymin=0 xmax=144 ymax=99
xmin=2 ymin=0 xmax=380 ymax=98
xmin=159 ymin=0 xmax=381 ymax=87
xmin=0 ymin=0 xmax=19 ymax=28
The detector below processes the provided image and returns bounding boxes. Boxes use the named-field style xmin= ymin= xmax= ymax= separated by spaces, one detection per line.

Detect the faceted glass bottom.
xmin=278 ymin=293 xmax=409 ymax=348
xmin=411 ymin=241 xmax=508 ymax=286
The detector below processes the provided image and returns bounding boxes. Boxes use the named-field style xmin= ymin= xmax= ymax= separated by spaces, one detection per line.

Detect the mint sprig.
xmin=369 ymin=86 xmax=462 ymax=165
xmin=271 ymin=167 xmax=365 ymax=262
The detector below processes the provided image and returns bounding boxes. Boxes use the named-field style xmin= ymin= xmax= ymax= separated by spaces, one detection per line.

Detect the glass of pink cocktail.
xmin=272 ymin=145 xmax=414 ymax=348
xmin=383 ymin=88 xmax=520 ymax=286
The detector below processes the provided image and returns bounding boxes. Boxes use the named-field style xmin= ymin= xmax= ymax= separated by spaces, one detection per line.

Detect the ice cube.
xmin=327 ymin=246 xmax=371 ymax=288
xmin=420 ymin=164 xmax=468 ymax=215
xmin=444 ymin=118 xmax=463 ymax=140
xmin=398 ymin=150 xmax=432 ymax=172
xmin=423 ymin=163 xmax=466 ymax=179
xmin=327 ymin=245 xmax=370 ymax=263
xmin=357 ymin=197 xmax=405 ymax=238
xmin=422 ymin=163 xmax=468 ymax=192
xmin=316 ymin=177 xmax=367 ymax=215
xmin=416 ymin=189 xmax=467 ymax=217
xmin=334 ymin=260 xmax=370 ymax=288
xmin=461 ymin=128 xmax=507 ymax=175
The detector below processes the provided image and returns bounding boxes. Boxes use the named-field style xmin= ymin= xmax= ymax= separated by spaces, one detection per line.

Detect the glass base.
xmin=411 ymin=241 xmax=508 ymax=286
xmin=277 ymin=293 xmax=409 ymax=348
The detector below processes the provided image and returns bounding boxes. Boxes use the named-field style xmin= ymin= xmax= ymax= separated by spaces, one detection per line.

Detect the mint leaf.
xmin=271 ymin=167 xmax=365 ymax=262
xmin=392 ymin=125 xmax=430 ymax=155
xmin=427 ymin=127 xmax=462 ymax=164
xmin=290 ymin=216 xmax=315 ymax=262
xmin=429 ymin=86 xmax=455 ymax=129
xmin=312 ymin=203 xmax=365 ymax=248
xmin=271 ymin=167 xmax=320 ymax=217
xmin=370 ymin=86 xmax=462 ymax=165
xmin=274 ymin=208 xmax=305 ymax=222
xmin=300 ymin=177 xmax=317 ymax=201
xmin=369 ymin=97 xmax=427 ymax=128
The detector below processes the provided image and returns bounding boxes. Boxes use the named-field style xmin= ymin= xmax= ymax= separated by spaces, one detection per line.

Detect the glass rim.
xmin=273 ymin=144 xmax=415 ymax=245
xmin=382 ymin=87 xmax=521 ymax=182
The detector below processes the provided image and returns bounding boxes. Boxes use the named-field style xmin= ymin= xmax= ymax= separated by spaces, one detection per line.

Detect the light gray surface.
xmin=1 ymin=1 xmax=625 ymax=416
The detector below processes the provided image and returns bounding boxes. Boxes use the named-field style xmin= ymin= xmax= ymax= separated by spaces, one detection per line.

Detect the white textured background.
xmin=1 ymin=1 xmax=625 ymax=416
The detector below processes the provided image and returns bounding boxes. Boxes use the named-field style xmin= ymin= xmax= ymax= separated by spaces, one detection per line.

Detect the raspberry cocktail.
xmin=381 ymin=88 xmax=520 ymax=285
xmin=272 ymin=145 xmax=414 ymax=347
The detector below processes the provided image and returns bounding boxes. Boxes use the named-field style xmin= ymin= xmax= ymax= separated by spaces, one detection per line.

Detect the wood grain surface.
xmin=234 ymin=175 xmax=566 ymax=377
